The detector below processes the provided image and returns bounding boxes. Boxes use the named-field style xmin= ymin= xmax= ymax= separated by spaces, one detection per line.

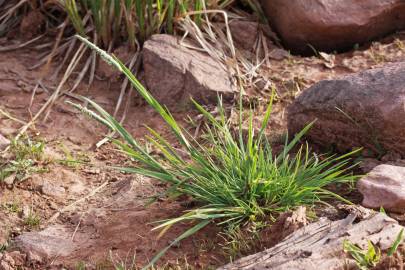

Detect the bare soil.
xmin=1 ymin=31 xmax=405 ymax=269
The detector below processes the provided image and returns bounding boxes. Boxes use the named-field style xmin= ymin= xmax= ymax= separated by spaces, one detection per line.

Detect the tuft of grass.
xmin=388 ymin=228 xmax=404 ymax=257
xmin=9 ymin=135 xmax=45 ymax=161
xmin=0 ymin=242 xmax=7 ymax=253
xmin=70 ymin=36 xmax=359 ymax=268
xmin=344 ymin=240 xmax=381 ymax=270
xmin=57 ymin=142 xmax=90 ymax=169
xmin=0 ymin=135 xmax=47 ymax=183
xmin=62 ymin=0 xmax=237 ymax=49
xmin=344 ymin=229 xmax=405 ymax=270
xmin=2 ymin=200 xmax=22 ymax=214
xmin=219 ymin=224 xmax=262 ymax=261
xmin=24 ymin=211 xmax=41 ymax=229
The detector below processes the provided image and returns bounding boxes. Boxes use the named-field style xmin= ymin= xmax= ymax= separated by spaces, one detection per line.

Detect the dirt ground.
xmin=1 ymin=30 xmax=405 ymax=269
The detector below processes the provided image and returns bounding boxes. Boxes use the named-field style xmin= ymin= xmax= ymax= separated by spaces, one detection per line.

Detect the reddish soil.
xmin=0 ymin=49 xmax=224 ymax=269
xmin=0 ymin=31 xmax=405 ymax=269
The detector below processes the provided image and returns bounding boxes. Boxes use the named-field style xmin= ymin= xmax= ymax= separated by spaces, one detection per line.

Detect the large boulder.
xmin=260 ymin=0 xmax=405 ymax=54
xmin=143 ymin=34 xmax=236 ymax=107
xmin=358 ymin=164 xmax=405 ymax=213
xmin=287 ymin=62 xmax=405 ymax=157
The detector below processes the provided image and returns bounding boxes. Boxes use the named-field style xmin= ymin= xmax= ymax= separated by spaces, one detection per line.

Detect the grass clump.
xmin=2 ymin=200 xmax=22 ymax=214
xmin=63 ymin=0 xmax=237 ymax=49
xmin=343 ymin=229 xmax=404 ymax=270
xmin=0 ymin=136 xmax=47 ymax=183
xmin=24 ymin=210 xmax=41 ymax=230
xmin=71 ymin=36 xmax=359 ymax=267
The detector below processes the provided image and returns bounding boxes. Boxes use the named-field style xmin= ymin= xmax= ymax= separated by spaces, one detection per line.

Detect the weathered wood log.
xmin=219 ymin=213 xmax=404 ymax=270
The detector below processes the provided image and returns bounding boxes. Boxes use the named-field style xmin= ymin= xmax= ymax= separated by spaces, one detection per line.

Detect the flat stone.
xmin=14 ymin=225 xmax=75 ymax=261
xmin=40 ymin=183 xmax=66 ymax=198
xmin=143 ymin=34 xmax=236 ymax=108
xmin=358 ymin=164 xmax=405 ymax=213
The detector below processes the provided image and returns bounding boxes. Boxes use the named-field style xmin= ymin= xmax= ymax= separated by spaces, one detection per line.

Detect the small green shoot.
xmin=387 ymin=228 xmax=404 ymax=256
xmin=75 ymin=261 xmax=86 ymax=270
xmin=2 ymin=201 xmax=22 ymax=214
xmin=24 ymin=211 xmax=41 ymax=230
xmin=0 ymin=135 xmax=47 ymax=183
xmin=0 ymin=242 xmax=8 ymax=253
xmin=57 ymin=143 xmax=89 ymax=169
xmin=343 ymin=240 xmax=381 ymax=270
xmin=344 ymin=229 xmax=404 ymax=270
xmin=379 ymin=206 xmax=386 ymax=215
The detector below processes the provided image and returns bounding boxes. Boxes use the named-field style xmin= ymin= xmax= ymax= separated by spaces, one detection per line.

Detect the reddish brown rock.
xmin=287 ymin=63 xmax=405 ymax=157
xmin=358 ymin=164 xmax=405 ymax=213
xmin=260 ymin=0 xmax=405 ymax=54
xmin=143 ymin=34 xmax=236 ymax=107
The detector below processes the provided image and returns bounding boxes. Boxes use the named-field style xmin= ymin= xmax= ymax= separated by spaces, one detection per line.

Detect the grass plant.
xmin=62 ymin=0 xmax=237 ymax=49
xmin=343 ymin=229 xmax=404 ymax=270
xmin=0 ymin=136 xmax=47 ymax=183
xmin=24 ymin=210 xmax=41 ymax=229
xmin=70 ymin=36 xmax=359 ymax=268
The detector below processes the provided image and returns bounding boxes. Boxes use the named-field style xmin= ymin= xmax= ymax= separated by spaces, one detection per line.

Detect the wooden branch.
xmin=219 ymin=213 xmax=404 ymax=270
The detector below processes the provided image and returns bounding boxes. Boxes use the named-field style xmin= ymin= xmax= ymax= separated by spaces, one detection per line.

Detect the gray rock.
xmin=358 ymin=164 xmax=405 ymax=213
xmin=3 ymin=174 xmax=14 ymax=186
xmin=40 ymin=183 xmax=66 ymax=199
xmin=143 ymin=34 xmax=236 ymax=107
xmin=14 ymin=225 xmax=75 ymax=261
xmin=287 ymin=62 xmax=405 ymax=157
xmin=260 ymin=0 xmax=405 ymax=54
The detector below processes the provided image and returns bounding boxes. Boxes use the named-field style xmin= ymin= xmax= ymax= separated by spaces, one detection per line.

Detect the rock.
xmin=260 ymin=0 xmax=405 ymax=54
xmin=287 ymin=63 xmax=405 ymax=157
xmin=358 ymin=164 xmax=405 ymax=213
xmin=21 ymin=206 xmax=31 ymax=219
xmin=0 ymin=261 xmax=12 ymax=270
xmin=3 ymin=174 xmax=14 ymax=186
xmin=260 ymin=206 xmax=308 ymax=247
xmin=6 ymin=251 xmax=25 ymax=267
xmin=219 ymin=213 xmax=404 ymax=269
xmin=40 ymin=183 xmax=66 ymax=199
xmin=0 ymin=134 xmax=10 ymax=151
xmin=229 ymin=20 xmax=259 ymax=51
xmin=14 ymin=225 xmax=75 ymax=261
xmin=30 ymin=169 xmax=87 ymax=197
xmin=143 ymin=34 xmax=236 ymax=107
xmin=26 ymin=250 xmax=43 ymax=265
xmin=0 ymin=253 xmax=15 ymax=270
xmin=359 ymin=158 xmax=381 ymax=173
xmin=268 ymin=48 xmax=290 ymax=60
